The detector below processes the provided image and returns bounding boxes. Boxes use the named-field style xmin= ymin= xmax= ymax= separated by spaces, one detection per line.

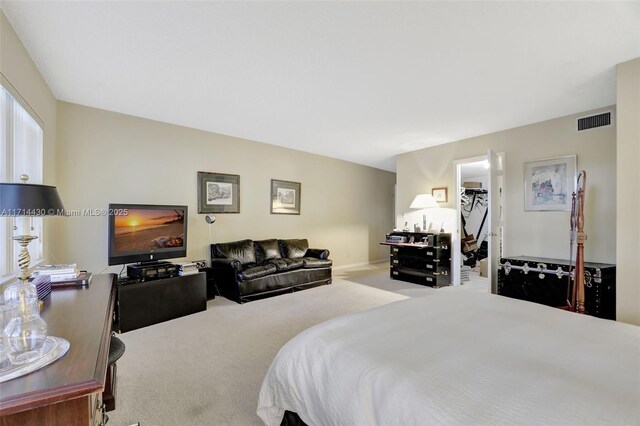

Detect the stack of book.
xmin=32 ymin=264 xmax=92 ymax=288
xmin=31 ymin=274 xmax=52 ymax=300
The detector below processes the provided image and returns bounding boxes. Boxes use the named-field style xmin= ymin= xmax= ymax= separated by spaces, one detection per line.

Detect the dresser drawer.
xmin=391 ymin=266 xmax=449 ymax=288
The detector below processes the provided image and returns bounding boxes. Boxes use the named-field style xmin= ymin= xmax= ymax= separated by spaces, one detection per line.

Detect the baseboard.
xmin=333 ymin=258 xmax=388 ymax=271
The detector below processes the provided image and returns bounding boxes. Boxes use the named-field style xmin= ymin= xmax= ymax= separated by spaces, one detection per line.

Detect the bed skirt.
xmin=280 ymin=411 xmax=307 ymax=426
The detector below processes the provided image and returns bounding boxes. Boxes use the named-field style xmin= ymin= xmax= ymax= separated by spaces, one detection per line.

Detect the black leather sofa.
xmin=210 ymin=238 xmax=332 ymax=303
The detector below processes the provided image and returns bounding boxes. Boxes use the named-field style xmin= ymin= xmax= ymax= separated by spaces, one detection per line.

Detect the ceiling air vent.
xmin=576 ymin=111 xmax=613 ymax=132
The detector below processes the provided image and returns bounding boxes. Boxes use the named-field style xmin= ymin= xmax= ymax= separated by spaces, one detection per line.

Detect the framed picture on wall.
xmin=432 ymin=187 xmax=448 ymax=203
xmin=524 ymin=155 xmax=576 ymax=211
xmin=270 ymin=179 xmax=301 ymax=215
xmin=197 ymin=171 xmax=240 ymax=213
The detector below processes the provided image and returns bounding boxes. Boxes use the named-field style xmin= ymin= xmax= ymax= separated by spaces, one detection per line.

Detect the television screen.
xmin=108 ymin=204 xmax=188 ymax=265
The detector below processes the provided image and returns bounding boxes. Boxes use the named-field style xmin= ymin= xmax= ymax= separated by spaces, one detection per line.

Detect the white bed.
xmin=257 ymin=291 xmax=640 ymax=426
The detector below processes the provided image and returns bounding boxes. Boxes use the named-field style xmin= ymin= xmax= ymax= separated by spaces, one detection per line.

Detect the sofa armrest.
xmin=210 ymin=258 xmax=243 ymax=303
xmin=306 ymin=248 xmax=330 ymax=260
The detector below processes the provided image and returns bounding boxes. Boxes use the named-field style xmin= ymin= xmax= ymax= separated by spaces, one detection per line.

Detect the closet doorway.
xmin=452 ymin=151 xmax=503 ymax=292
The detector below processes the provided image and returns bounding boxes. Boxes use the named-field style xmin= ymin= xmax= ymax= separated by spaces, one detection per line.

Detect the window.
xmin=1 ymin=84 xmax=44 ymax=282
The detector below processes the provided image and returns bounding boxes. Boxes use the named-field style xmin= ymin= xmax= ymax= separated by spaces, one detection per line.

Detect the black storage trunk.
xmin=498 ymin=256 xmax=616 ymax=320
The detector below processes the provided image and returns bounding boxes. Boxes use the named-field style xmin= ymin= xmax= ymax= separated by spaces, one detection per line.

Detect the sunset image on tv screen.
xmin=113 ymin=209 xmax=185 ymax=254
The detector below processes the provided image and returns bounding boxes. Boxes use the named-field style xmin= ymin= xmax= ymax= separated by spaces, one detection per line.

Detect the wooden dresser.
xmin=381 ymin=232 xmax=452 ymax=288
xmin=0 ymin=274 xmax=116 ymax=425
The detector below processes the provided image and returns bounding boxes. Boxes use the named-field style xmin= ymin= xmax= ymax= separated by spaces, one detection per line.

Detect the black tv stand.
xmin=115 ymin=273 xmax=206 ymax=332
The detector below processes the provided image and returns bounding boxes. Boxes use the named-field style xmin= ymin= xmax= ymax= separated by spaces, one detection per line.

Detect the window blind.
xmin=0 ymin=85 xmax=44 ymax=281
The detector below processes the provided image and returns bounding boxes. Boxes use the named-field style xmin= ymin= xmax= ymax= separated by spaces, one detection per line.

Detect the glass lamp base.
xmin=8 ymin=347 xmax=46 ymax=365
xmin=0 ymin=336 xmax=70 ymax=383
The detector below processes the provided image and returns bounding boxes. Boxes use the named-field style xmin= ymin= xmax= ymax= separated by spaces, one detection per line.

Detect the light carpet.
xmin=108 ymin=264 xmax=488 ymax=426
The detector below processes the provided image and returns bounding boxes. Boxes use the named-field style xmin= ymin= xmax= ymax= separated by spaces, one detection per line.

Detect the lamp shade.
xmin=0 ymin=183 xmax=65 ymax=216
xmin=410 ymin=193 xmax=439 ymax=209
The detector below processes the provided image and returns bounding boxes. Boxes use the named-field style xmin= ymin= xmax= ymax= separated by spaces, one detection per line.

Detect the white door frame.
xmin=452 ymin=155 xmax=488 ymax=286
xmin=452 ymin=153 xmax=505 ymax=288
xmin=488 ymin=149 xmax=505 ymax=294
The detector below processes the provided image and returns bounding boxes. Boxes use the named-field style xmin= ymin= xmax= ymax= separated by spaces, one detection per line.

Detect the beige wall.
xmin=55 ymin=102 xmax=395 ymax=273
xmin=616 ymin=57 xmax=640 ymax=325
xmin=396 ymin=108 xmax=617 ymax=264
xmin=0 ymin=11 xmax=58 ymax=287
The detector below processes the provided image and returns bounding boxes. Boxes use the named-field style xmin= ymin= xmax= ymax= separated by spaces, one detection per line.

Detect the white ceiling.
xmin=2 ymin=1 xmax=639 ymax=171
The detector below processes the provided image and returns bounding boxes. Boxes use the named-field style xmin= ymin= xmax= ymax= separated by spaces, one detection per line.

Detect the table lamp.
xmin=0 ymin=175 xmax=65 ymax=367
xmin=410 ymin=193 xmax=439 ymax=232
xmin=0 ymin=175 xmax=65 ymax=282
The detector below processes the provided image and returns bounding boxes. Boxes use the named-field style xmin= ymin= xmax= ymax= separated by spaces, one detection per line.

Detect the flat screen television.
xmin=108 ymin=203 xmax=188 ymax=265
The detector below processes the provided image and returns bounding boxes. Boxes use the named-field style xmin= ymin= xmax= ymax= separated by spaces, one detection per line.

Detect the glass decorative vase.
xmin=3 ymin=281 xmax=47 ymax=365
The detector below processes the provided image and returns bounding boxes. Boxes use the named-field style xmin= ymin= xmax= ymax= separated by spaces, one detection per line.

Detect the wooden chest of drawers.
xmin=384 ymin=232 xmax=452 ymax=288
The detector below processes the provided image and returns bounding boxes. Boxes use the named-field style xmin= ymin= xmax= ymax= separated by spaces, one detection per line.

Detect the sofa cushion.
xmin=301 ymin=257 xmax=333 ymax=269
xmin=238 ymin=264 xmax=277 ymax=281
xmin=279 ymin=239 xmax=309 ymax=259
xmin=254 ymin=239 xmax=281 ymax=264
xmin=213 ymin=239 xmax=256 ymax=265
xmin=271 ymin=258 xmax=304 ymax=272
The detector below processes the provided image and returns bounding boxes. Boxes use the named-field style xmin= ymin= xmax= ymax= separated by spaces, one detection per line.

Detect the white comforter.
xmin=257 ymin=291 xmax=640 ymax=426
